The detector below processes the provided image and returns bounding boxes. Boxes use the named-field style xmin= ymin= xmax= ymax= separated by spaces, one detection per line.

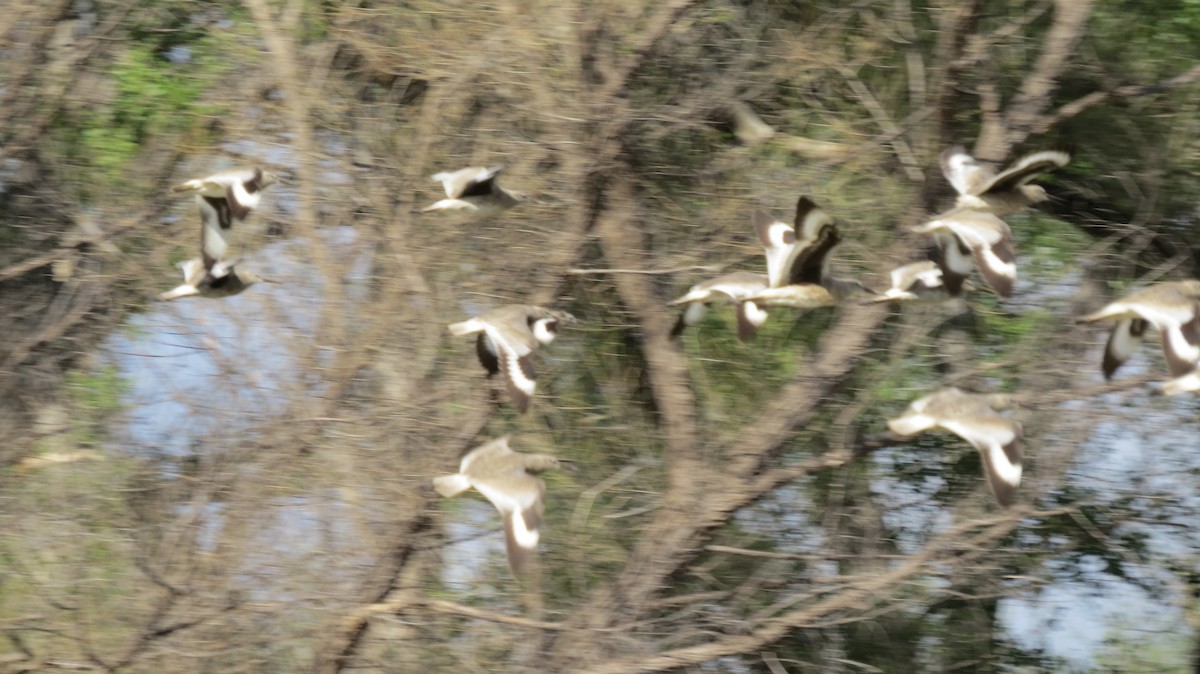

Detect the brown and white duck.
xmin=433 ymin=436 xmax=560 ymax=576
xmin=940 ymin=145 xmax=1072 ymax=217
xmin=448 ymin=304 xmax=576 ymax=413
xmin=887 ymin=387 xmax=1023 ymax=507
xmin=1076 ymin=280 xmax=1200 ymax=384
xmin=421 ymin=166 xmax=525 ymax=215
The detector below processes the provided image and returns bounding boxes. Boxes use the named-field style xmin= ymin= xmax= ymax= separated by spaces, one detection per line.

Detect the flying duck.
xmin=668 ymin=271 xmax=770 ymax=342
xmin=940 ymin=145 xmax=1072 ymax=216
xmin=742 ymin=276 xmax=875 ymax=309
xmin=433 ymin=436 xmax=560 ymax=576
xmin=872 ymin=260 xmax=956 ymax=303
xmin=910 ymin=209 xmax=1016 ymax=297
xmin=753 ymin=196 xmax=836 ymax=288
xmin=172 ymin=167 xmax=277 ymax=271
xmin=887 ymin=387 xmax=1023 ymax=507
xmin=448 ymin=304 xmax=576 ymax=413
xmin=749 ymin=197 xmax=875 ymax=306
xmin=159 ymin=257 xmax=269 ymax=301
xmin=1076 ymin=280 xmax=1200 ymax=381
xmin=421 ymin=166 xmax=525 ymax=214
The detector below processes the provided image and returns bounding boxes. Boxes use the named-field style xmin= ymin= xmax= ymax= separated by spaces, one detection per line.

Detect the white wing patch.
xmin=229 ymin=179 xmax=263 ymax=213
xmin=433 ymin=473 xmax=472 ymax=498
xmin=531 ymin=318 xmax=558 ymax=345
xmin=432 ymin=167 xmax=494 ymax=198
xmin=985 ymin=438 xmax=1024 ymax=487
xmin=1164 ymin=370 xmax=1200 ymax=395
xmin=473 ymin=480 xmax=540 ymax=550
xmin=198 ymin=195 xmax=231 ymax=262
xmin=682 ymin=302 xmax=707 ymax=326
xmin=743 ymin=301 xmax=768 ymax=327
xmin=1106 ymin=318 xmax=1144 ymax=368
xmin=508 ymin=508 xmax=540 ymax=549
xmin=421 ymin=198 xmax=478 ymax=212
xmin=448 ymin=317 xmax=487 ymax=336
xmin=943 ymin=419 xmax=1022 ymax=487
xmin=488 ymin=326 xmax=537 ymax=397
xmin=887 ymin=413 xmax=938 ymax=436
xmin=942 ymin=150 xmax=984 ymax=196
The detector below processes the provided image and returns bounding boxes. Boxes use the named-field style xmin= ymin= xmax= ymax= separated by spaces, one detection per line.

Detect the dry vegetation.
xmin=3 ymin=0 xmax=1200 ymax=672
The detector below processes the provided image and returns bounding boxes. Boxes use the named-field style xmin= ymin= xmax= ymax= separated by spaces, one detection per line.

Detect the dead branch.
xmin=1033 ymin=63 xmax=1200 ymax=135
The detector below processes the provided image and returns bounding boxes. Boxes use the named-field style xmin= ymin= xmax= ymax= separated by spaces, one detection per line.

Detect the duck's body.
xmin=742 ymin=277 xmax=874 ymax=309
xmin=422 ymin=166 xmax=524 ymax=214
xmin=159 ymin=257 xmax=268 ymax=301
xmin=747 ymin=196 xmax=874 ymax=308
xmin=940 ymin=146 xmax=1071 ymax=216
xmin=173 ymin=167 xmax=277 ymax=270
xmin=448 ymin=304 xmax=575 ymax=413
xmin=668 ymin=271 xmax=770 ymax=342
xmin=911 ymin=209 xmax=1016 ymax=298
xmin=1077 ymin=280 xmax=1200 ymax=381
xmin=887 ymin=387 xmax=1023 ymax=507
xmin=433 ymin=436 xmax=559 ymax=576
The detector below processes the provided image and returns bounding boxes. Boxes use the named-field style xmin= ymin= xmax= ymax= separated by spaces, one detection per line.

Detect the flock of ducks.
xmin=164 ymin=148 xmax=1200 ymax=577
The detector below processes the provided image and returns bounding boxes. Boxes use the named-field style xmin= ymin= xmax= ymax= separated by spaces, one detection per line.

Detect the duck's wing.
xmin=793 ymin=196 xmax=834 ymax=240
xmin=472 ymin=472 xmax=545 ymax=576
xmin=932 ymin=211 xmax=1015 ymax=297
xmin=1101 ymin=318 xmax=1148 ymax=379
xmin=786 ymin=223 xmax=842 ymax=286
xmin=1140 ymin=300 xmax=1200 ymax=376
xmin=432 ymin=167 xmax=491 ymax=198
xmin=753 ymin=210 xmax=796 ymax=288
xmin=197 ymin=195 xmax=234 ymax=273
xmin=486 ymin=316 xmax=541 ymax=414
xmin=458 ymin=167 xmax=504 ymax=199
xmin=981 ymin=148 xmax=1072 ymax=195
xmin=941 ymin=416 xmax=1023 ymax=507
xmin=940 ymin=145 xmax=991 ymax=196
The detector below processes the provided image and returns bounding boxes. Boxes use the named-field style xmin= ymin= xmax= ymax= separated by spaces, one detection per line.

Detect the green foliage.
xmin=51 ymin=27 xmax=231 ymax=200
xmin=63 ymin=364 xmax=128 ymax=447
xmin=74 ymin=47 xmax=207 ymax=183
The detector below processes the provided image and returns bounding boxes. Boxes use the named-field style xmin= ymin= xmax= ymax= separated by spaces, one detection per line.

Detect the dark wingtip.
xmin=793 ymin=195 xmax=818 ymax=227
xmin=669 ymin=312 xmax=688 ymax=339
xmin=735 ymin=303 xmax=758 ymax=342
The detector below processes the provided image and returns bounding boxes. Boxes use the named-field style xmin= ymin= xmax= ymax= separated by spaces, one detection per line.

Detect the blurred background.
xmin=2 ymin=0 xmax=1200 ymax=672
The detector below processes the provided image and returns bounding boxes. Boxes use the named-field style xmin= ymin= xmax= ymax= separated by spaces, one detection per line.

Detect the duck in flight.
xmin=448 ymin=304 xmax=576 ymax=413
xmin=163 ymin=167 xmax=277 ymax=300
xmin=1076 ymin=280 xmax=1200 ymax=388
xmin=909 ymin=209 xmax=1016 ymax=298
xmin=887 ymin=387 xmax=1023 ymax=507
xmin=160 ymin=257 xmax=270 ymax=301
xmin=668 ymin=271 xmax=770 ymax=342
xmin=745 ymin=196 xmax=874 ymax=307
xmin=172 ymin=167 xmax=277 ymax=272
xmin=873 ymin=260 xmax=957 ymax=303
xmin=421 ymin=166 xmax=525 ymax=215
xmin=940 ymin=145 xmax=1072 ymax=217
xmin=433 ymin=436 xmax=560 ymax=576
